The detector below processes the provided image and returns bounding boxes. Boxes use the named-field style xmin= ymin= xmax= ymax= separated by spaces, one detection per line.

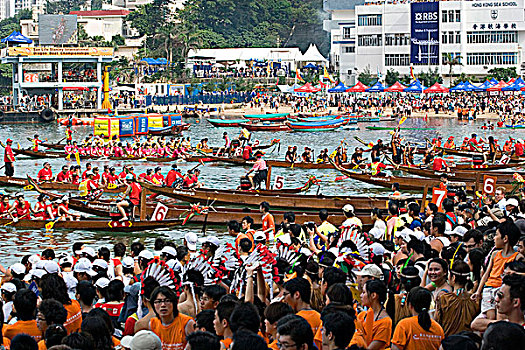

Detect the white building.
xmin=324 ymin=0 xmax=525 ymax=85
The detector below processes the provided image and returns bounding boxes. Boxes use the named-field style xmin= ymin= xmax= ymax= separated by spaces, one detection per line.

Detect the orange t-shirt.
xmin=350 ymin=310 xmax=392 ymax=349
xmin=486 ymin=251 xmax=519 ymax=288
xmin=4 ymin=320 xmax=42 ymax=342
xmin=297 ymin=309 xmax=321 ymax=336
xmin=391 ymin=316 xmax=444 ymax=350
xmin=262 ymin=213 xmax=275 ymax=239
xmin=220 ymin=337 xmax=233 ymax=350
xmin=38 ymin=340 xmax=47 ymax=350
xmin=2 ymin=338 xmax=10 ymax=349
xmin=112 ymin=336 xmax=121 ymax=347
xmin=150 ymin=313 xmax=193 ymax=350
xmin=235 ymin=232 xmax=254 ymax=252
xmin=269 ymin=339 xmax=279 ymax=350
xmin=64 ymin=300 xmax=83 ymax=334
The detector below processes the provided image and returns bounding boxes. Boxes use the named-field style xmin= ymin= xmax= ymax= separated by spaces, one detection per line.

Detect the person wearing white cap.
xmin=73 ymin=258 xmax=97 ymax=281
xmin=80 ymin=247 xmax=97 ymax=262
xmin=341 ymin=204 xmax=362 ymax=228
xmin=200 ymin=236 xmax=220 ymax=259
xmin=130 ymin=330 xmax=162 ymax=350
xmin=10 ymin=263 xmax=26 ymax=280
xmin=445 ymin=225 xmax=469 ymax=244
xmin=43 ymin=261 xmax=60 ymax=275
xmin=1 ymin=282 xmax=17 ymax=323
xmin=161 ymin=246 xmax=178 ymax=262
xmin=184 ymin=232 xmax=198 ymax=257
xmin=121 ymin=256 xmax=135 ymax=287
xmin=355 ymin=264 xmax=383 ymax=292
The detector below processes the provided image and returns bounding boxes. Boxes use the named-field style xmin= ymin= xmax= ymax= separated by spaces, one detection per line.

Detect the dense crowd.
xmin=0 ymin=183 xmax=525 ymax=350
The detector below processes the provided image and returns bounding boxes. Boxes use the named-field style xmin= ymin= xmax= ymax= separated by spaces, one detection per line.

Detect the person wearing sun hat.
xmin=246 ymin=150 xmax=267 ymax=189
xmin=443 ymin=136 xmax=455 ymax=149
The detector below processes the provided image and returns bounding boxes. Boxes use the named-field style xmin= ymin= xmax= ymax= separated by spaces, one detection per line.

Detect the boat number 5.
xmin=151 ymin=202 xmax=168 ymax=221
xmin=483 ymin=175 xmax=497 ymax=195
xmin=274 ymin=176 xmax=285 ymax=190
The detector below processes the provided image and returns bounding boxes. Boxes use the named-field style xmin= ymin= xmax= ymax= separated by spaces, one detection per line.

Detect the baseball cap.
xmin=166 ymin=259 xmax=182 ymax=272
xmin=368 ymin=227 xmax=384 ymax=240
xmin=95 ymin=277 xmax=110 ymax=289
xmin=30 ymin=269 xmax=46 ymax=279
xmin=28 ymin=254 xmax=41 ymax=265
xmin=130 ymin=330 xmax=162 ymax=350
xmin=92 ymin=259 xmax=109 ymax=270
xmin=122 ymin=256 xmax=134 ymax=269
xmin=506 ymin=198 xmax=519 ymax=207
xmin=184 ymin=232 xmax=197 ymax=251
xmin=59 ymin=256 xmax=74 ymax=266
xmin=254 ymin=231 xmax=266 ymax=241
xmin=73 ymin=258 xmax=97 ymax=276
xmin=10 ymin=263 xmax=26 ymax=275
xmin=1 ymin=282 xmax=16 ymax=293
xmin=138 ymin=250 xmax=154 ymax=260
xmin=80 ymin=247 xmax=96 ymax=258
xmin=446 ymin=226 xmax=468 ymax=237
xmin=85 ymin=171 xmax=94 ymax=177
xmin=370 ymin=243 xmax=386 ymax=256
xmin=354 ymin=264 xmax=383 ymax=279
xmin=44 ymin=261 xmax=60 ymax=274
xmin=342 ymin=204 xmax=354 ymax=213
xmin=201 ymin=236 xmax=220 ymax=247
xmin=395 ymin=228 xmax=414 ymax=242
xmin=161 ymin=246 xmax=177 ymax=258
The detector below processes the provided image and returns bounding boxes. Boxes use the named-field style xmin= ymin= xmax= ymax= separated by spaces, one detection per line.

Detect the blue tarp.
xmin=403 ymin=79 xmax=426 ymax=93
xmin=140 ymin=58 xmax=165 ymax=65
xmin=328 ymin=82 xmax=347 ymax=93
xmin=462 ymin=81 xmax=484 ymax=92
xmin=366 ymin=81 xmax=387 ymax=92
xmin=501 ymin=77 xmax=525 ymax=91
xmin=479 ymin=80 xmax=495 ymax=90
xmin=490 ymin=78 xmax=499 ymax=85
xmin=304 ymin=63 xmax=317 ymax=69
xmin=1 ymin=31 xmax=32 ymax=44
xmin=449 ymin=81 xmax=466 ymax=91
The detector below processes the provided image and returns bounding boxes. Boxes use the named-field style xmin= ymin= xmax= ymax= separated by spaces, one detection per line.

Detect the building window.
xmin=358 ymin=34 xmax=382 ymax=46
xmin=343 ymin=27 xmax=351 ymax=39
xmin=385 ymin=33 xmax=410 ymax=46
xmin=467 ymin=52 xmax=517 ymax=66
xmin=456 ymin=31 xmax=461 ymax=44
xmin=466 ymin=31 xmax=517 ymax=44
xmin=385 ymin=54 xmax=410 ymax=66
xmin=344 ymin=46 xmax=355 ymax=53
xmin=442 ymin=32 xmax=448 ymax=44
xmin=448 ymin=10 xmax=454 ymax=23
xmin=358 ymin=14 xmax=382 ymax=26
xmin=455 ymin=10 xmax=461 ymax=22
xmin=442 ymin=10 xmax=447 ymax=23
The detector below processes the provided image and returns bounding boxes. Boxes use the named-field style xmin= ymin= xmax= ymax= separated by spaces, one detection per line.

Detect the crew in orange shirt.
xmin=36 ymin=299 xmax=68 ymax=350
xmin=146 ymin=287 xmax=195 ymax=350
xmin=282 ymin=277 xmax=321 ymax=336
xmin=350 ymin=280 xmax=392 ymax=350
xmin=213 ymin=300 xmax=236 ymax=350
xmin=260 ymin=201 xmax=275 ymax=240
xmin=4 ymin=289 xmax=42 ymax=343
xmin=391 ymin=287 xmax=444 ymax=350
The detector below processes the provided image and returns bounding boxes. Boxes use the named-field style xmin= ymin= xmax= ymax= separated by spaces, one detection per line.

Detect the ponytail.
xmin=407 ymin=287 xmax=432 ymax=331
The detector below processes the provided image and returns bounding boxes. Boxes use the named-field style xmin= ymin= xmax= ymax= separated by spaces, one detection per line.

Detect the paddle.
xmin=56 ymin=136 xmax=67 ymax=144
xmin=45 ymin=218 xmax=61 ymax=232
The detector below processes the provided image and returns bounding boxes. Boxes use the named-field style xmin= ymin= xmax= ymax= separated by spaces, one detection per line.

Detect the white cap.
xmin=11 ymin=263 xmax=26 ymax=275
xmin=354 ymin=264 xmax=383 ymax=279
xmin=120 ymin=335 xmax=133 ymax=349
xmin=28 ymin=254 xmax=41 ymax=265
xmin=342 ymin=204 xmax=354 ymax=213
xmin=1 ymin=282 xmax=16 ymax=293
xmin=92 ymin=259 xmax=108 ymax=270
xmin=253 ymin=231 xmax=266 ymax=241
xmin=73 ymin=258 xmax=97 ymax=276
xmin=396 ymin=228 xmax=414 ymax=242
xmin=204 ymin=236 xmax=220 ymax=247
xmin=80 ymin=247 xmax=96 ymax=257
xmin=506 ymin=198 xmax=519 ymax=207
xmin=44 ymin=261 xmax=60 ymax=274
xmin=411 ymin=230 xmax=426 ymax=241
xmin=59 ymin=256 xmax=74 ymax=266
xmin=138 ymin=250 xmax=154 ymax=260
xmin=184 ymin=232 xmax=198 ymax=251
xmin=446 ymin=226 xmax=468 ymax=237
xmin=370 ymin=243 xmax=386 ymax=256
xmin=161 ymin=246 xmax=178 ymax=258
xmin=166 ymin=259 xmax=182 ymax=272
xmin=368 ymin=227 xmax=384 ymax=240
xmin=95 ymin=277 xmax=110 ymax=289
xmin=30 ymin=269 xmax=46 ymax=279
xmin=130 ymin=330 xmax=162 ymax=350
xmin=85 ymin=171 xmax=94 ymax=177
xmin=35 ymin=260 xmax=46 ymax=270
xmin=122 ymin=256 xmax=134 ymax=269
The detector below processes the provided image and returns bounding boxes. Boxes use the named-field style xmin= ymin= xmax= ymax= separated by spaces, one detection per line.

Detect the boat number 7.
xmin=432 ymin=188 xmax=447 ymax=209
xmin=274 ymin=176 xmax=285 ymax=190
xmin=483 ymin=175 xmax=497 ymax=195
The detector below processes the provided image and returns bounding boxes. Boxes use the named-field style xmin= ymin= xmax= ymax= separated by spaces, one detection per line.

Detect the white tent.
xmin=299 ymin=44 xmax=328 ymax=64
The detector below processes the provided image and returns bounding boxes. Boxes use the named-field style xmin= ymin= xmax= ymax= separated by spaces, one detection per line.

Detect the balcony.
xmin=324 ymin=0 xmax=367 ymax=11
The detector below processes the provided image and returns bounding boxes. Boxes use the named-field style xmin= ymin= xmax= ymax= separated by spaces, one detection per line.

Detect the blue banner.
xmin=410 ymin=2 xmax=439 ymax=65
xmin=119 ymin=118 xmax=135 ymax=136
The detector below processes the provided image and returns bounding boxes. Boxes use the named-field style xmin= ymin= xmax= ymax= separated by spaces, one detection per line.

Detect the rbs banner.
xmin=410 ymin=2 xmax=439 ymax=65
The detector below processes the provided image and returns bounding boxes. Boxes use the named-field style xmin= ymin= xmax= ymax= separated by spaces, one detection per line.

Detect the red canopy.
xmin=384 ymin=81 xmax=407 ymax=92
xmin=508 ymin=77 xmax=516 ymax=84
xmin=294 ymin=82 xmax=321 ymax=93
xmin=423 ymin=82 xmax=449 ymax=94
xmin=487 ymin=80 xmax=509 ymax=91
xmin=346 ymin=81 xmax=369 ymax=92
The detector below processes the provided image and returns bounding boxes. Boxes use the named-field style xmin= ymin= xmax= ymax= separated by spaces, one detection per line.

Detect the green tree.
xmin=0 ymin=9 xmax=31 ymax=41
xmin=487 ymin=67 xmax=517 ymax=82
xmin=443 ymin=53 xmax=462 ymax=86
xmin=385 ymin=69 xmax=400 ymax=86
xmin=357 ymin=66 xmax=374 ymax=86
xmin=47 ymin=0 xmax=86 ymax=14
xmin=419 ymin=68 xmax=442 ymax=87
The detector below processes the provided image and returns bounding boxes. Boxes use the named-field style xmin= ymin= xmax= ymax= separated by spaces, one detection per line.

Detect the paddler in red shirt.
xmin=468 ymin=133 xmax=483 ymax=151
xmin=116 ymin=175 xmax=142 ymax=221
xmin=165 ymin=164 xmax=183 ymax=188
xmin=242 ymin=143 xmax=253 ymax=160
xmin=432 ymin=152 xmax=450 ymax=172
xmin=34 ymin=194 xmax=53 ymax=220
xmin=56 ymin=165 xmax=70 ymax=183
xmin=29 ymin=134 xmax=43 ymax=152
xmin=37 ymin=162 xmax=53 ymax=182
xmin=8 ymin=193 xmax=34 ymax=221
xmin=443 ymin=136 xmax=455 ymax=149
xmin=82 ymin=163 xmax=93 ymax=181
xmin=0 ymin=193 xmax=10 ymax=218
xmin=152 ymin=167 xmax=165 ymax=185
xmin=246 ymin=151 xmax=267 ymax=188
xmin=92 ymin=167 xmax=101 ymax=184
xmin=3 ymin=138 xmax=15 ymax=177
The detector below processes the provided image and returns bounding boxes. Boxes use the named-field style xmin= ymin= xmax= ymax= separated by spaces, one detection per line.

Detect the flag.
xmin=267 ymin=61 xmax=271 ymax=75
xmin=323 ymin=66 xmax=335 ymax=84
xmin=296 ymin=69 xmax=305 ymax=82
xmin=410 ymin=66 xmax=416 ymax=81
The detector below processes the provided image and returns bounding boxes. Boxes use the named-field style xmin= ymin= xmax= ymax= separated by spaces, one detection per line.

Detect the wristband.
xmin=430 ymin=281 xmax=437 ymax=288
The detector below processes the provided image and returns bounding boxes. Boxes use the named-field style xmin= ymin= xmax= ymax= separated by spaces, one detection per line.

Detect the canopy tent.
xmin=479 ymin=80 xmax=495 ymax=90
xmin=490 ymin=78 xmax=499 ymax=85
xmin=462 ymin=81 xmax=484 ymax=92
xmin=449 ymin=81 xmax=466 ymax=92
xmin=501 ymin=77 xmax=525 ymax=91
xmin=384 ymin=81 xmax=407 ymax=92
xmin=156 ymin=58 xmax=168 ymax=65
xmin=140 ymin=58 xmax=162 ymax=65
xmin=346 ymin=81 xmax=369 ymax=92
xmin=294 ymin=82 xmax=321 ymax=93
xmin=327 ymin=82 xmax=348 ymax=93
xmin=366 ymin=81 xmax=387 ymax=92
xmin=487 ymin=80 xmax=510 ymax=91
xmin=1 ymin=31 xmax=32 ymax=44
xmin=299 ymin=44 xmax=328 ymax=64
xmin=303 ymin=63 xmax=317 ymax=69
xmin=508 ymin=77 xmax=516 ymax=84
xmin=403 ymin=79 xmax=426 ymax=93
xmin=423 ymin=82 xmax=449 ymax=94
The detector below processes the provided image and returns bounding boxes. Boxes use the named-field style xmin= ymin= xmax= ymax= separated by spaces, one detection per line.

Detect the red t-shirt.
xmin=432 ymin=158 xmax=447 ymax=171
xmin=37 ymin=168 xmax=53 ymax=181
xmin=56 ymin=171 xmax=70 ymax=182
xmin=4 ymin=145 xmax=14 ymax=163
xmin=515 ymin=143 xmax=524 ymax=156
xmin=165 ymin=170 xmax=183 ymax=187
xmin=242 ymin=145 xmax=252 ymax=160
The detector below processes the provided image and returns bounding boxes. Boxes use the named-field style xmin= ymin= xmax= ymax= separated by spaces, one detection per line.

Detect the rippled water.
xmin=0 ymin=115 xmax=517 ymax=264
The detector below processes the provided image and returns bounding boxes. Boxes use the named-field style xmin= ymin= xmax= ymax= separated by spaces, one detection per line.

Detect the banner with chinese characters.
xmin=410 ymin=2 xmax=440 ymax=65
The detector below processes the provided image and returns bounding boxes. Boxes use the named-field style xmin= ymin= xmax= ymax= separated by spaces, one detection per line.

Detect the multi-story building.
xmin=324 ymin=0 xmax=525 ymax=85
